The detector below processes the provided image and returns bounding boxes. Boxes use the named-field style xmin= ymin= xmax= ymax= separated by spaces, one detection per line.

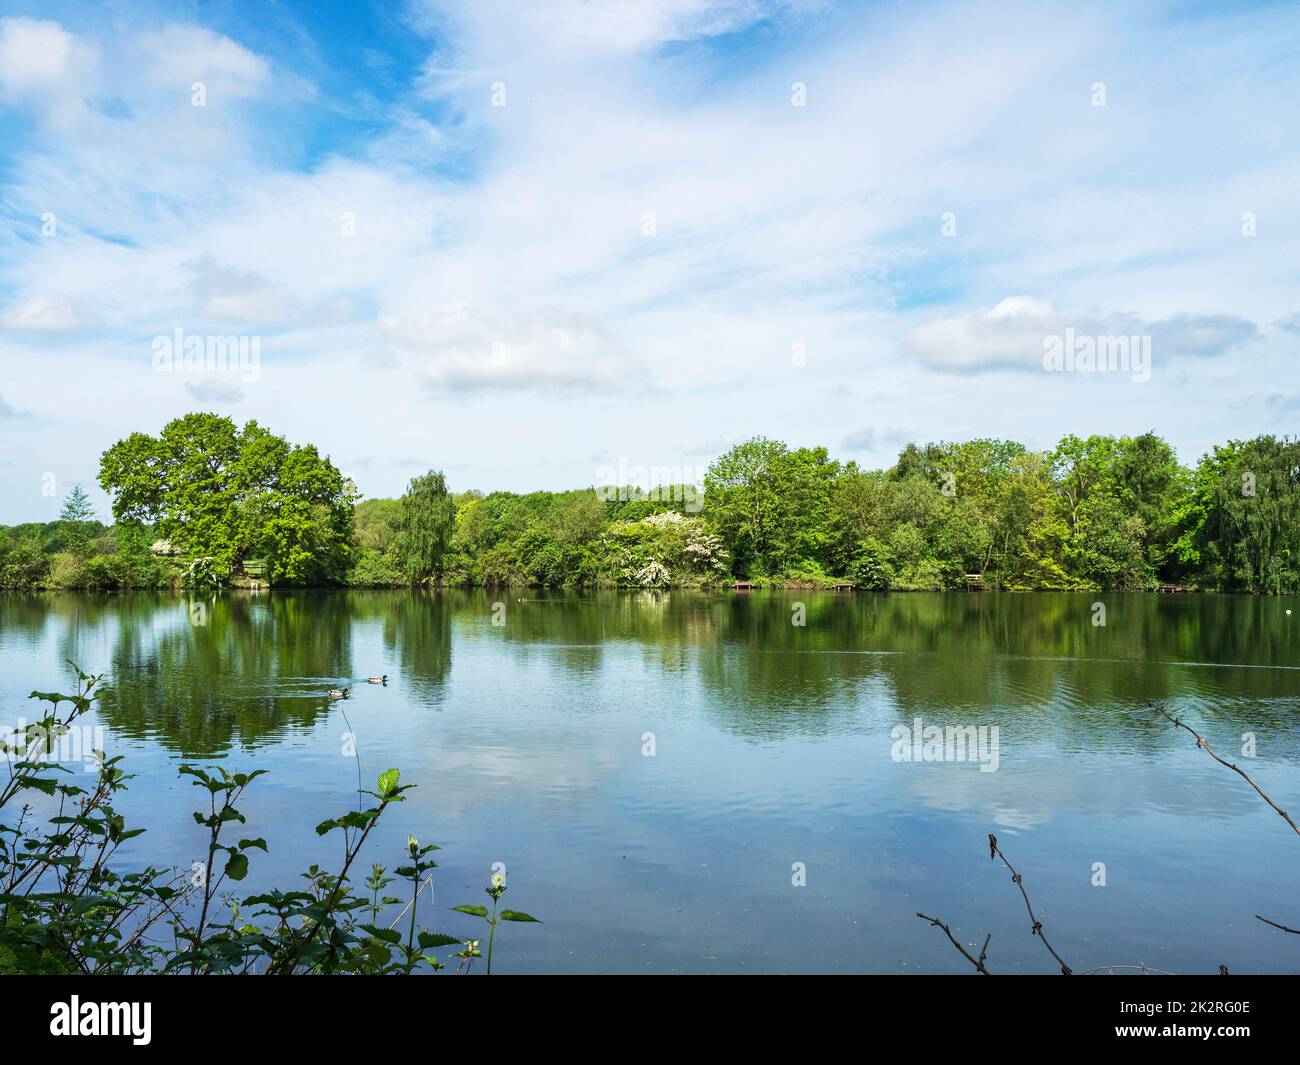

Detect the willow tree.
xmin=1183 ymin=435 xmax=1300 ymax=593
xmin=395 ymin=470 xmax=457 ymax=584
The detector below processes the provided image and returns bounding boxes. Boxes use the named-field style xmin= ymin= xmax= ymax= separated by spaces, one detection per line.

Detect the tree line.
xmin=1 ymin=413 xmax=1297 ymax=593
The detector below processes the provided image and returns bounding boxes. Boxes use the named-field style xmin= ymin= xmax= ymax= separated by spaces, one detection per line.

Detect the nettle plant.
xmin=450 ymin=867 xmax=540 ymax=975
xmin=0 ymin=665 xmax=539 ymax=975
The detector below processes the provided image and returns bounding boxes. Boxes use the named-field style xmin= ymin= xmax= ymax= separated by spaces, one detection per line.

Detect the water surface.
xmin=2 ymin=589 xmax=1297 ymax=974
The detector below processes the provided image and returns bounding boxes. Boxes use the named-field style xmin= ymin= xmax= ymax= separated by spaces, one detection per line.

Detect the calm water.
xmin=2 ymin=590 xmax=1298 ymax=974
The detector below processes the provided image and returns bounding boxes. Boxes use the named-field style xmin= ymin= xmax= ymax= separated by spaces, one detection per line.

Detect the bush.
xmin=182 ymin=556 xmax=223 ymax=590
xmin=848 ymin=537 xmax=895 ymax=590
xmin=348 ymin=546 xmax=404 ymax=586
xmin=0 ymin=538 xmax=50 ymax=588
xmin=47 ymin=551 xmax=88 ymax=589
xmin=0 ymin=667 xmax=540 ymax=975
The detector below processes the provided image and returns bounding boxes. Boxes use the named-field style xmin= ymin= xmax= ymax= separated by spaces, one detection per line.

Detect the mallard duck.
xmin=327 ymin=688 xmax=349 ymax=700
xmin=367 ymin=675 xmax=388 ymax=685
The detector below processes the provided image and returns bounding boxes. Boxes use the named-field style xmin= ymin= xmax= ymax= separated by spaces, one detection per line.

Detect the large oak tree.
xmin=98 ymin=413 xmax=356 ymax=584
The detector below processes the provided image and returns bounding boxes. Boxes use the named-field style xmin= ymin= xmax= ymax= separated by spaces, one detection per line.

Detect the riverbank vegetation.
xmin=1 ymin=414 xmax=1297 ymax=593
xmin=0 ymin=666 xmax=536 ymax=974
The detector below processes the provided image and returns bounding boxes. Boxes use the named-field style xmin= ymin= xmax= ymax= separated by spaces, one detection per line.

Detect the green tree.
xmin=704 ymin=438 xmax=839 ymax=577
xmin=1181 ymin=436 xmax=1300 ymax=593
xmin=991 ymin=451 xmax=1071 ymax=588
xmin=395 ymin=470 xmax=457 ymax=584
xmin=1048 ymin=432 xmax=1187 ymax=589
xmin=98 ymin=413 xmax=355 ymax=584
xmin=1112 ymin=432 xmax=1190 ymax=578
xmin=58 ymin=485 xmax=97 ymax=555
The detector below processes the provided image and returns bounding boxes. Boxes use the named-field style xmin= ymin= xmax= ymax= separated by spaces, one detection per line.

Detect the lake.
xmin=2 ymin=589 xmax=1298 ymax=974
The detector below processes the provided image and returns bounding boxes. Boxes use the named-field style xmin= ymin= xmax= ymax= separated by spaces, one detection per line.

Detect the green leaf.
xmin=499 ymin=910 xmax=541 ymax=923
xmin=377 ymin=767 xmax=400 ymax=796
xmin=225 ymin=853 xmax=249 ymax=881
xmin=418 ymin=931 xmax=462 ymax=949
xmin=451 ymin=904 xmax=489 ymax=918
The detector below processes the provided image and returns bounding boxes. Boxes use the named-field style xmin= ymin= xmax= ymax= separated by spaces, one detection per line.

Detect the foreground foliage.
xmin=0 ymin=667 xmax=538 ymax=974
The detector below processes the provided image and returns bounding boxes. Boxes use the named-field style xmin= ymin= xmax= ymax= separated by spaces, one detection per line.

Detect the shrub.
xmin=0 ymin=667 xmax=540 ymax=975
xmin=348 ymin=546 xmax=404 ymax=587
xmin=48 ymin=551 xmax=88 ymax=589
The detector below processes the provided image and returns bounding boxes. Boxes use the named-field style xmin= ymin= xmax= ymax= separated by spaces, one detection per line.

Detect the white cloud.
xmin=137 ymin=24 xmax=271 ymax=99
xmin=2 ymin=2 xmax=1300 ymax=516
xmin=1275 ymin=312 xmax=1300 ymax=335
xmin=422 ymin=0 xmax=801 ymax=56
xmin=0 ymin=392 xmax=28 ymax=419
xmin=905 ymin=299 xmax=1257 ymax=375
xmin=184 ymin=256 xmax=299 ymax=323
xmin=381 ymin=304 xmax=653 ymax=397
xmin=2 ymin=293 xmax=96 ymax=332
xmin=184 ymin=379 xmax=245 ymax=404
xmin=0 ymin=17 xmax=98 ymax=125
xmin=842 ymin=426 xmax=910 ymax=455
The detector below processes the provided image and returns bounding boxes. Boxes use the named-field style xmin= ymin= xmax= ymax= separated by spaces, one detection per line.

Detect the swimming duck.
xmin=367 ymin=675 xmax=388 ymax=685
xmin=328 ymin=688 xmax=349 ymax=700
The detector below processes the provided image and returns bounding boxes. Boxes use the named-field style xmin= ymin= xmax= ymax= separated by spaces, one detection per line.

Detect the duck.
xmin=367 ymin=675 xmax=388 ymax=685
xmin=327 ymin=688 xmax=349 ymax=700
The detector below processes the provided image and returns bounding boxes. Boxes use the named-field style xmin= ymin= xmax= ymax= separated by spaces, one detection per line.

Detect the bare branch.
xmin=916 ymin=912 xmax=992 ymax=975
xmin=1150 ymin=703 xmax=1300 ymax=942
xmin=1149 ymin=703 xmax=1299 ymax=837
xmin=989 ymin=833 xmax=1072 ymax=975
xmin=1254 ymin=914 xmax=1300 ymax=935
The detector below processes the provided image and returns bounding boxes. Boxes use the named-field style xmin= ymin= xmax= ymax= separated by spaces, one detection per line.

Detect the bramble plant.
xmin=0 ymin=664 xmax=538 ymax=975
xmin=452 ymin=867 xmax=541 ymax=975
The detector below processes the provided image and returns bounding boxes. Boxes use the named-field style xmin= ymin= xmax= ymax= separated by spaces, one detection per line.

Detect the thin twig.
xmin=1149 ymin=703 xmax=1299 ymax=837
xmin=1254 ymin=914 xmax=1300 ymax=935
xmin=1150 ymin=703 xmax=1300 ymax=942
xmin=916 ymin=912 xmax=992 ymax=974
xmin=989 ymin=833 xmax=1072 ymax=975
xmin=388 ymin=874 xmax=435 ymax=930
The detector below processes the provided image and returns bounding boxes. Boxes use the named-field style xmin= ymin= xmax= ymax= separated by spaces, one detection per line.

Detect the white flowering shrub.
xmin=599 ymin=514 xmax=729 ymax=587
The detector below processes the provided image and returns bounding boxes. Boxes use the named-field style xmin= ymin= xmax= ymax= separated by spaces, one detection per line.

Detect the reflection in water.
xmin=2 ymin=589 xmax=1296 ymax=755
xmin=1 ymin=589 xmax=1297 ymax=973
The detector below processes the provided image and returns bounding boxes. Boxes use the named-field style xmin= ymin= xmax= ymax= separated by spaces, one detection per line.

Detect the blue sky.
xmin=1 ymin=0 xmax=1298 ymax=522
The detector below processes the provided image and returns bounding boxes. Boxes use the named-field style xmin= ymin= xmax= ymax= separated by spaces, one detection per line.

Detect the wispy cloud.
xmin=904 ymin=298 xmax=1258 ymax=375
xmin=0 ymin=1 xmax=1298 ymax=520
